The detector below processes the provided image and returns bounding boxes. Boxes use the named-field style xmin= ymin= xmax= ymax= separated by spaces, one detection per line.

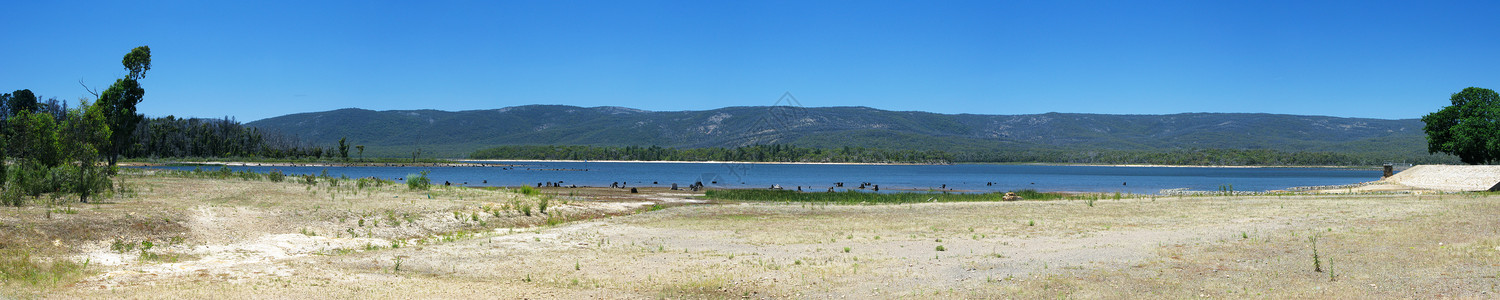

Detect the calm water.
xmin=139 ymin=161 xmax=1382 ymax=194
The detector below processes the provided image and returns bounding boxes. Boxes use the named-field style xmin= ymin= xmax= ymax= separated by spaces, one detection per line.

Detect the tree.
xmin=7 ymin=89 xmax=37 ymax=117
xmin=9 ymin=110 xmax=61 ymax=168
xmin=338 ymin=137 xmax=349 ymax=161
xmin=355 ymin=145 xmax=364 ymax=161
xmin=96 ymin=46 xmax=150 ymax=167
xmin=1422 ymin=87 xmax=1500 ymax=164
xmin=59 ymin=102 xmax=112 ymax=203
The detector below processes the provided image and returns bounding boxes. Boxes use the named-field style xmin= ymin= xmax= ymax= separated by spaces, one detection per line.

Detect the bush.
xmin=538 ymin=197 xmax=550 ymax=215
xmin=406 ymin=171 xmax=431 ymax=190
xmin=267 ymin=169 xmax=285 ymax=182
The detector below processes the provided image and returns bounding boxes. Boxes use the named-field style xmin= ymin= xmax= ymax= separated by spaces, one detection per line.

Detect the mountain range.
xmin=245 ymin=105 xmax=1438 ymax=160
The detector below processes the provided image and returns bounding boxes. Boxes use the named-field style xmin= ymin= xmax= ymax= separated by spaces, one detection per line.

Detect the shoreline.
xmin=461 ymin=159 xmax=939 ymax=166
xmin=123 ymin=161 xmax=515 ymax=168
xmin=123 ymin=159 xmax=1384 ymax=169
xmin=1018 ymin=162 xmax=1383 ymax=169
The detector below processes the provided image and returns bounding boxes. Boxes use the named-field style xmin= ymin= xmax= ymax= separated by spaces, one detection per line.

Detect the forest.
xmin=124 ymin=116 xmax=333 ymax=160
xmin=470 ymin=144 xmax=956 ymax=164
xmin=471 ymin=144 xmax=1449 ymax=166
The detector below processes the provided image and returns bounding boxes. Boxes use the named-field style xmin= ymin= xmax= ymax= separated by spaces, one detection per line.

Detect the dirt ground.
xmin=3 ymin=171 xmax=1498 ymax=299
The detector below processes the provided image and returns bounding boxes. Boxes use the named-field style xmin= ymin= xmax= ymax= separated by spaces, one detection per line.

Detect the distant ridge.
xmin=246 ymin=105 xmax=1438 ymax=159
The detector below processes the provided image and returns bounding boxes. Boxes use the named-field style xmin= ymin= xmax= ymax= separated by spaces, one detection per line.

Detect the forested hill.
xmin=245 ymin=105 xmax=1447 ymax=162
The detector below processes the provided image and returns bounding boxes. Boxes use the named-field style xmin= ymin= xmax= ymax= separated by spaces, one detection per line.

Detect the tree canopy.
xmin=1422 ymin=87 xmax=1500 ymax=164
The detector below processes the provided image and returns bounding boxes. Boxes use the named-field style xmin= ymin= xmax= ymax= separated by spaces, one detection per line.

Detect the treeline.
xmin=124 ymin=116 xmax=335 ymax=159
xmin=471 ymin=144 xmax=1457 ymax=166
xmin=469 ymin=144 xmax=956 ymax=164
xmin=956 ymin=148 xmax=1458 ymax=165
xmin=0 ymin=46 xmax=155 ymax=206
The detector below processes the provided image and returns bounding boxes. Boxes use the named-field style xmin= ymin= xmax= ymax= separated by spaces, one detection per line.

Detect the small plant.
xmin=538 ymin=197 xmax=550 ymax=215
xmin=111 ymin=239 xmax=136 ymax=253
xmin=1027 ymin=220 xmax=1036 ymax=226
xmin=518 ymin=201 xmax=533 ymax=217
xmin=267 ymin=169 xmax=285 ymax=182
xmin=843 ymin=247 xmax=851 ymax=253
xmin=302 ymin=175 xmax=318 ymax=186
xmin=471 ymin=212 xmax=480 ymax=222
xmin=1241 ymin=231 xmax=1249 ymax=239
xmin=936 ymin=245 xmax=947 ymax=251
xmin=393 ymin=256 xmax=403 ymax=272
xmin=1310 ymin=235 xmax=1323 ymax=273
xmin=1086 ymin=198 xmax=1096 ymax=207
xmin=575 ymin=261 xmax=581 ymax=271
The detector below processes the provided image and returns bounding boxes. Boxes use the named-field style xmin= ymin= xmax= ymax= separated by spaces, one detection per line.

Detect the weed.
xmin=1309 ymin=234 xmax=1323 ymax=273
xmin=575 ymin=261 xmax=581 ymax=271
xmin=517 ymin=201 xmax=534 ymax=217
xmin=393 ymin=257 xmax=403 ymax=272
xmin=110 ymin=239 xmax=135 ymax=253
xmin=843 ymin=247 xmax=852 ymax=253
xmin=936 ymin=245 xmax=947 ymax=251
xmin=539 ymin=197 xmax=550 ymax=215
xmin=1028 ymin=220 xmax=1036 ymax=226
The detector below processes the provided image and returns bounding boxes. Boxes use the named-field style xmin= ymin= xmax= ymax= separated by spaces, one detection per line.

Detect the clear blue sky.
xmin=3 ymin=0 xmax=1496 ymax=121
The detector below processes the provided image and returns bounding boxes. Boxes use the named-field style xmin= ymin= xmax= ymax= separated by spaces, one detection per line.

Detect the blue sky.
xmin=2 ymin=1 xmax=1496 ymax=121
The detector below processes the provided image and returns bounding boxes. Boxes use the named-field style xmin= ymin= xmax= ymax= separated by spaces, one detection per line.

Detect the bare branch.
xmin=79 ymin=78 xmax=100 ymax=98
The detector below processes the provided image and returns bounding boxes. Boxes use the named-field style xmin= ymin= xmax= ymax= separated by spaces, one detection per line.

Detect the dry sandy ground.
xmin=3 ymin=172 xmax=1499 ymax=299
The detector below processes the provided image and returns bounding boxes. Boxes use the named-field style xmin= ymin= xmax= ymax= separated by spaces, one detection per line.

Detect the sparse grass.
xmin=0 ymin=248 xmax=88 ymax=288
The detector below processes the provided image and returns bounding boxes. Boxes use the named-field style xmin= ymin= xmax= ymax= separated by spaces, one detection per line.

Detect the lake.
xmin=138 ymin=161 xmax=1384 ymax=194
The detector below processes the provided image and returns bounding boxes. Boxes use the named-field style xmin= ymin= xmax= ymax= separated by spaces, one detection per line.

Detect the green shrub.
xmin=406 ymin=171 xmax=431 ymax=190
xmin=267 ymin=169 xmax=285 ymax=182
